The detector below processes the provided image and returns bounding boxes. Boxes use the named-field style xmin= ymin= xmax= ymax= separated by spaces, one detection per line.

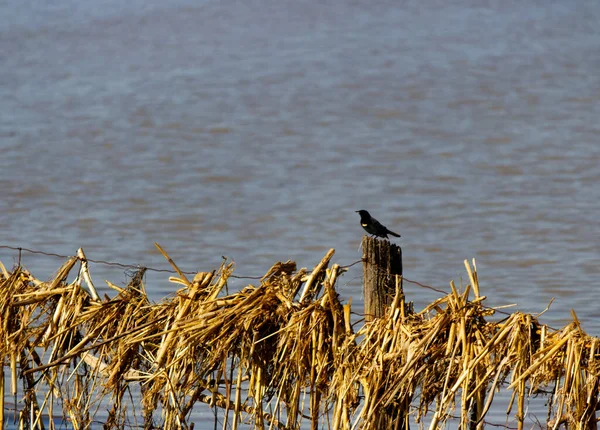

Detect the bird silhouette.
xmin=355 ymin=210 xmax=400 ymax=239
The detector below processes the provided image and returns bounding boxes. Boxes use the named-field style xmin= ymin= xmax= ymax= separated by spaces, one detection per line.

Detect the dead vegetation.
xmin=1 ymin=244 xmax=599 ymax=429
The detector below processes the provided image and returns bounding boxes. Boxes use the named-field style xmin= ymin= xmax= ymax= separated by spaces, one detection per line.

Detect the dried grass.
xmin=1 ymin=247 xmax=599 ymax=429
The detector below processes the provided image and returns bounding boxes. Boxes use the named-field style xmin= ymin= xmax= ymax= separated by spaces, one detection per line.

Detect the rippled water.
xmin=2 ymin=0 xmax=600 ymax=426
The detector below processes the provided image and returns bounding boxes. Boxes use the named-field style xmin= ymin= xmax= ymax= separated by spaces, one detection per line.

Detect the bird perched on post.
xmin=355 ymin=210 xmax=401 ymax=239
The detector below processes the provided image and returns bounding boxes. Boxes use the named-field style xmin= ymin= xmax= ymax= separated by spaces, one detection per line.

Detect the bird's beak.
xmin=355 ymin=210 xmax=359 ymax=213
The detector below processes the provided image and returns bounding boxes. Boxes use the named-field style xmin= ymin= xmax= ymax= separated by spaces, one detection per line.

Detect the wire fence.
xmin=1 ymin=243 xmax=521 ymax=319
xmin=0 ymin=244 xmax=442 ymax=289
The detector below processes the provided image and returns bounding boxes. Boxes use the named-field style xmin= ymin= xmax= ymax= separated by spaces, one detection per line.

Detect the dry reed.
xmin=1 ymin=246 xmax=599 ymax=429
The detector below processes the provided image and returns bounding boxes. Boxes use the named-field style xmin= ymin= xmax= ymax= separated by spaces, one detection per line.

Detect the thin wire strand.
xmin=0 ymin=245 xmax=363 ymax=279
xmin=0 ymin=245 xmax=484 ymax=299
xmin=0 ymin=244 xmax=526 ymax=318
xmin=0 ymin=245 xmax=192 ymax=275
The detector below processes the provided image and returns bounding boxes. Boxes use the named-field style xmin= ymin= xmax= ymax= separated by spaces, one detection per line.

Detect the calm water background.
xmin=2 ymin=0 xmax=600 ymax=427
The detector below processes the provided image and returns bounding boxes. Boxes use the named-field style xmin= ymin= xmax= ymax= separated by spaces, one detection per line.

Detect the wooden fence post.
xmin=361 ymin=236 xmax=403 ymax=322
xmin=361 ymin=235 xmax=408 ymax=430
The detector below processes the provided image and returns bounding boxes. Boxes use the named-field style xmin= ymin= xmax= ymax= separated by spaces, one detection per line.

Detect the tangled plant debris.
xmin=1 ymin=244 xmax=598 ymax=429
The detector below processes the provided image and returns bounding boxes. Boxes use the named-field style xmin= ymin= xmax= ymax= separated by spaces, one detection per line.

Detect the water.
xmin=2 ymin=0 xmax=600 ymax=427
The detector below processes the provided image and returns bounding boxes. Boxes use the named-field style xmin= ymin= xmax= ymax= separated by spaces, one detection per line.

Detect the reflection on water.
xmin=1 ymin=0 xmax=600 ymax=426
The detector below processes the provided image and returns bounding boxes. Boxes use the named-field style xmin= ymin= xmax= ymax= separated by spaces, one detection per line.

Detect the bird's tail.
xmin=387 ymin=230 xmax=401 ymax=237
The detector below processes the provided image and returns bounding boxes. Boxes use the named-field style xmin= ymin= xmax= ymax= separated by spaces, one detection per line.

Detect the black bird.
xmin=356 ymin=210 xmax=401 ymax=239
